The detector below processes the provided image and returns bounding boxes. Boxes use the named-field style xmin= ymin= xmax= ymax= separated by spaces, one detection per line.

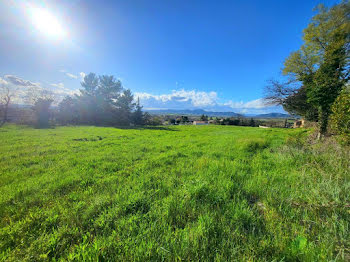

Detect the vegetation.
xmin=265 ymin=1 xmax=350 ymax=136
xmin=0 ymin=125 xmax=349 ymax=261
xmin=57 ymin=73 xmax=146 ymax=127
xmin=0 ymin=85 xmax=11 ymax=127
xmin=330 ymin=88 xmax=350 ymax=143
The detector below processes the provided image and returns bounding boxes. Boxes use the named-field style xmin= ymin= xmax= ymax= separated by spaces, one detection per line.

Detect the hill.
xmin=145 ymin=109 xmax=291 ymax=118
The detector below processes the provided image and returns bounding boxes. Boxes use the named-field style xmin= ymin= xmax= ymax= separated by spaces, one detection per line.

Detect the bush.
xmin=330 ymin=90 xmax=350 ymax=143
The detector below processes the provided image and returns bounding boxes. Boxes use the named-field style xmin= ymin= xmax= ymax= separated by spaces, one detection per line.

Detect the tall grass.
xmin=0 ymin=125 xmax=349 ymax=261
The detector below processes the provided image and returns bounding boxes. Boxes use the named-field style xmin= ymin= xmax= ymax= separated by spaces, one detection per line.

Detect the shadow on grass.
xmin=31 ymin=124 xmax=179 ymax=131
xmin=114 ymin=125 xmax=179 ymax=131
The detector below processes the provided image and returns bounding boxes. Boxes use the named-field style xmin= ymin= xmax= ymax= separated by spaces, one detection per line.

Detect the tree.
xmin=330 ymin=87 xmax=350 ymax=142
xmin=32 ymin=98 xmax=54 ymax=128
xmin=78 ymin=73 xmax=102 ymax=125
xmin=308 ymin=31 xmax=348 ymax=135
xmin=200 ymin=114 xmax=208 ymax=121
xmin=0 ymin=86 xmax=12 ymax=127
xmin=181 ymin=116 xmax=189 ymax=123
xmin=133 ymin=97 xmax=144 ymax=125
xmin=266 ymin=1 xmax=350 ymax=136
xmin=249 ymin=118 xmax=255 ymax=127
xmin=265 ymin=80 xmax=318 ymax=121
xmin=58 ymin=73 xmax=142 ymax=126
xmin=114 ymin=89 xmax=135 ymax=125
xmin=57 ymin=96 xmax=79 ymax=125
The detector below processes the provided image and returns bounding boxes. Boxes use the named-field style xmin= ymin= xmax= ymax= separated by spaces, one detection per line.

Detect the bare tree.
xmin=264 ymin=78 xmax=299 ymax=106
xmin=264 ymin=78 xmax=318 ymax=121
xmin=0 ymin=85 xmax=14 ymax=127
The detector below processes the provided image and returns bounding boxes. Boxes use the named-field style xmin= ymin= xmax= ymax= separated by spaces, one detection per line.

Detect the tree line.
xmin=0 ymin=73 xmax=148 ymax=128
xmin=57 ymin=73 xmax=145 ymax=127
xmin=265 ymin=1 xmax=349 ymax=140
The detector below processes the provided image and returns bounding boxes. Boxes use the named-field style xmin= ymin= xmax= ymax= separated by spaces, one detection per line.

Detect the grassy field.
xmin=0 ymin=125 xmax=349 ymax=261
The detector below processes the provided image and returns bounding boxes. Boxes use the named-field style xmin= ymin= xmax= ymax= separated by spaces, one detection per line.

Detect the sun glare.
xmin=30 ymin=8 xmax=66 ymax=39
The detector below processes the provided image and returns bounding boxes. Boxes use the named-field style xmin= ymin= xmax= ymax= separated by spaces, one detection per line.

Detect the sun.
xmin=30 ymin=7 xmax=66 ymax=39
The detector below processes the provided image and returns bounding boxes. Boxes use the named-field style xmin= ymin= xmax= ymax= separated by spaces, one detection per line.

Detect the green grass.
xmin=0 ymin=125 xmax=349 ymax=261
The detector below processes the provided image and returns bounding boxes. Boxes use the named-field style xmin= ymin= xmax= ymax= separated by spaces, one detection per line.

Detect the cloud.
xmin=4 ymin=75 xmax=40 ymax=87
xmin=65 ymin=73 xmax=78 ymax=79
xmin=224 ymin=98 xmax=267 ymax=109
xmin=79 ymin=72 xmax=86 ymax=80
xmin=135 ymin=89 xmax=218 ymax=108
xmin=135 ymin=89 xmax=283 ymax=114
xmin=50 ymin=82 xmax=65 ymax=89
xmin=0 ymin=77 xmax=9 ymax=86
xmin=1 ymin=74 xmax=81 ymax=105
xmin=59 ymin=70 xmax=79 ymax=79
xmin=49 ymin=82 xmax=80 ymax=97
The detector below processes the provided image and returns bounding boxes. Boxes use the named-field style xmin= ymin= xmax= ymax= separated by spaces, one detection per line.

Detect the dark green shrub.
xmin=330 ymin=90 xmax=350 ymax=143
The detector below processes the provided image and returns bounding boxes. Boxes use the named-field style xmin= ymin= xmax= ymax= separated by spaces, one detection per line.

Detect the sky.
xmin=0 ymin=0 xmax=340 ymax=114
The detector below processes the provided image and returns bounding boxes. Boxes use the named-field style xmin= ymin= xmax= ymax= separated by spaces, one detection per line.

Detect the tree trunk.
xmin=318 ymin=107 xmax=329 ymax=139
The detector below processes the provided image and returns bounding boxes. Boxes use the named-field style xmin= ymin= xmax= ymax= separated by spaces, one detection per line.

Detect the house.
xmin=293 ymin=119 xmax=305 ymax=128
xmin=193 ymin=121 xmax=208 ymax=125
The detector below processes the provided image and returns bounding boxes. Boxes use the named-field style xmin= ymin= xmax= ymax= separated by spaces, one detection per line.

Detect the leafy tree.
xmin=114 ymin=89 xmax=135 ymax=125
xmin=266 ymin=1 xmax=350 ymax=136
xmin=57 ymin=96 xmax=79 ymax=125
xmin=249 ymin=118 xmax=255 ymax=127
xmin=32 ymin=98 xmax=53 ymax=128
xmin=133 ymin=98 xmax=144 ymax=125
xmin=200 ymin=114 xmax=208 ymax=121
xmin=181 ymin=116 xmax=189 ymax=123
xmin=309 ymin=31 xmax=348 ymax=134
xmin=265 ymin=79 xmax=318 ymax=120
xmin=69 ymin=73 xmax=137 ymax=126
xmin=78 ymin=73 xmax=104 ymax=124
xmin=330 ymin=87 xmax=350 ymax=142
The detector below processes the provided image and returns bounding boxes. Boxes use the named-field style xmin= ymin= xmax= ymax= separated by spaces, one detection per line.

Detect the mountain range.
xmin=144 ymin=109 xmax=291 ymax=118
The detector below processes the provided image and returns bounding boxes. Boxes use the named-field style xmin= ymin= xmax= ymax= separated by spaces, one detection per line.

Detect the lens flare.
xmin=30 ymin=7 xmax=66 ymax=39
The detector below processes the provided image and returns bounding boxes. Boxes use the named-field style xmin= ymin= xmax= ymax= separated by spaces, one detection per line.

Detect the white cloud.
xmin=49 ymin=82 xmax=80 ymax=97
xmin=4 ymin=75 xmax=40 ymax=87
xmin=65 ymin=73 xmax=78 ymax=79
xmin=135 ymin=89 xmax=283 ymax=114
xmin=0 ymin=77 xmax=9 ymax=86
xmin=59 ymin=70 xmax=79 ymax=79
xmin=79 ymin=72 xmax=86 ymax=80
xmin=50 ymin=82 xmax=64 ymax=89
xmin=135 ymin=89 xmax=218 ymax=108
xmin=1 ymin=74 xmax=81 ymax=105
xmin=224 ymin=98 xmax=267 ymax=109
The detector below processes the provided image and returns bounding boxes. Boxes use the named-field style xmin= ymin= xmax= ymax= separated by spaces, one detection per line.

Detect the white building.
xmin=193 ymin=121 xmax=208 ymax=125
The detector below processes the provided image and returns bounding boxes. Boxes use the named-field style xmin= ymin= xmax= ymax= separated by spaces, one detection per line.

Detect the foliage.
xmin=32 ymin=98 xmax=54 ymax=128
xmin=0 ymin=125 xmax=349 ymax=261
xmin=57 ymin=73 xmax=145 ymax=126
xmin=265 ymin=1 xmax=350 ymax=135
xmin=330 ymin=89 xmax=350 ymax=143
xmin=133 ymin=98 xmax=145 ymax=125
xmin=0 ymin=86 xmax=11 ymax=126
xmin=200 ymin=114 xmax=208 ymax=121
xmin=57 ymin=96 xmax=80 ymax=125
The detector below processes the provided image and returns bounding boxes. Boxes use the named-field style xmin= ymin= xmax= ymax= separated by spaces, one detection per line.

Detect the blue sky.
xmin=0 ymin=0 xmax=339 ymax=113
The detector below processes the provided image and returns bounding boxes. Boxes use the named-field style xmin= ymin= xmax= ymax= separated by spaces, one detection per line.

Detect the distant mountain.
xmin=144 ymin=109 xmax=291 ymax=118
xmin=247 ymin=113 xmax=291 ymax=118
xmin=144 ymin=109 xmax=241 ymax=117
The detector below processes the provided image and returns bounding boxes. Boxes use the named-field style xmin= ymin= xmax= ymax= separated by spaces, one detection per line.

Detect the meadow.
xmin=0 ymin=125 xmax=349 ymax=261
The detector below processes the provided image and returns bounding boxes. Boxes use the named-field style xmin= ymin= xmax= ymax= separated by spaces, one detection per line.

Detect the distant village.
xmin=148 ymin=114 xmax=305 ymax=128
